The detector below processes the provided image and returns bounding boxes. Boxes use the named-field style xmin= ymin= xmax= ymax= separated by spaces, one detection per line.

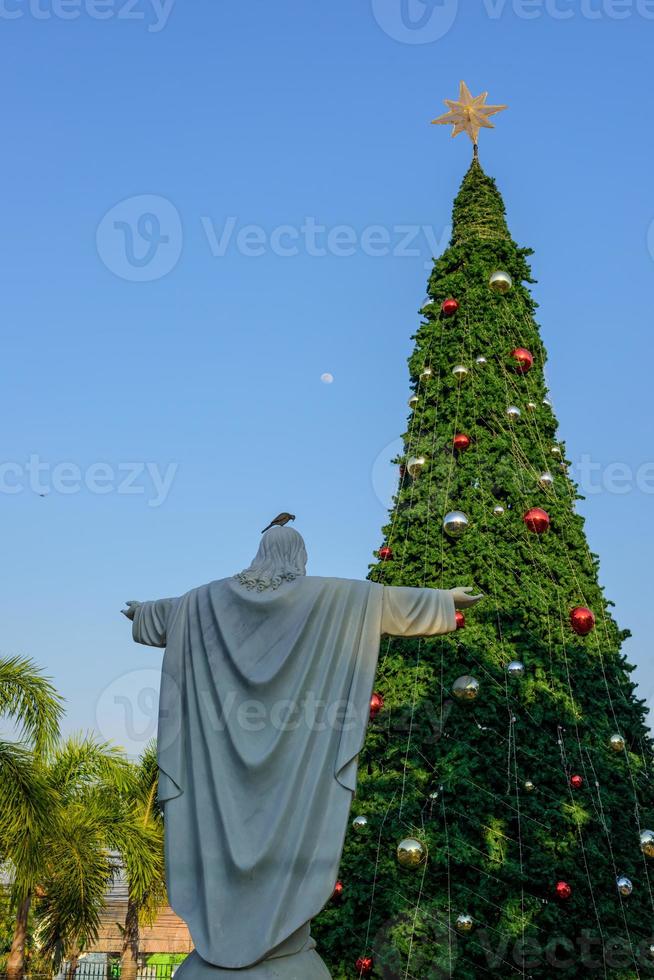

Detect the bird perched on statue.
xmin=261 ymin=512 xmax=296 ymax=533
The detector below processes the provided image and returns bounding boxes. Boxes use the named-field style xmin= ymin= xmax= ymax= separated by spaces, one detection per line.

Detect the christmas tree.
xmin=315 ymin=85 xmax=654 ymax=979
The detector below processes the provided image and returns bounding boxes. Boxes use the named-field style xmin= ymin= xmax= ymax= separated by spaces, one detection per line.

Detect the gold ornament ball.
xmin=352 ymin=815 xmax=369 ymax=834
xmin=407 ymin=455 xmax=426 ymax=478
xmin=452 ymin=675 xmax=480 ymax=701
xmin=396 ymin=837 xmax=427 ymax=869
xmin=443 ymin=511 xmax=469 ymax=538
xmin=455 ymin=914 xmax=474 ymax=934
xmin=526 ymin=401 xmax=538 ymax=411
xmin=524 ymin=780 xmax=535 ymax=793
xmin=609 ymin=733 xmax=625 ymax=753
xmin=640 ymin=830 xmax=654 ymax=857
xmin=489 ymin=270 xmax=513 ymax=294
xmin=408 ymin=395 xmax=419 ymax=409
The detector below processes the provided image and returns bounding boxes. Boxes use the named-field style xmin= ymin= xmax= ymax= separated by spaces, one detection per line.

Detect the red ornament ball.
xmin=524 ymin=508 xmax=550 ymax=534
xmin=555 ymin=880 xmax=572 ymax=901
xmin=453 ymin=433 xmax=471 ymax=453
xmin=570 ymin=606 xmax=595 ymax=636
xmin=332 ymin=880 xmax=344 ymax=900
xmin=370 ymin=692 xmax=384 ymax=719
xmin=441 ymin=298 xmax=459 ymax=317
xmin=570 ymin=775 xmax=583 ymax=790
xmin=511 ymin=347 xmax=534 ymax=374
xmin=455 ymin=610 xmax=466 ymax=630
xmin=356 ymin=957 xmax=374 ymax=977
xmin=379 ymin=546 xmax=393 ymax=561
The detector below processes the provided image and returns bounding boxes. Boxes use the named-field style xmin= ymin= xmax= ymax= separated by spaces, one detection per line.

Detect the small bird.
xmin=261 ymin=512 xmax=296 ymax=533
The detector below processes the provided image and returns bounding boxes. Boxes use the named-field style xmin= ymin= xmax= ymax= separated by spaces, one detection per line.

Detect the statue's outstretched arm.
xmin=449 ymin=586 xmax=484 ymax=609
xmin=122 ymin=598 xmax=174 ymax=647
xmin=381 ymin=584 xmax=483 ymax=638
xmin=121 ymin=600 xmax=142 ymax=621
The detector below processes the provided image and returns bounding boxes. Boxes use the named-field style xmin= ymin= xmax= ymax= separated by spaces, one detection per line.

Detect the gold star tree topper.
xmin=432 ymin=81 xmax=507 ymax=148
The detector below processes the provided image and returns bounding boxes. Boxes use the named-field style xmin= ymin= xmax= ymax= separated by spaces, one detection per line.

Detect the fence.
xmin=1 ymin=963 xmax=184 ymax=980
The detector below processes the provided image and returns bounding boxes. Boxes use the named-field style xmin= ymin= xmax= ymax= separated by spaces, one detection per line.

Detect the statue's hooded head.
xmin=235 ymin=526 xmax=308 ymax=592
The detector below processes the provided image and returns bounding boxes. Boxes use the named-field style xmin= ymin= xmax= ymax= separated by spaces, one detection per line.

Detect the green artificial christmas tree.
xmin=315 ymin=86 xmax=654 ymax=979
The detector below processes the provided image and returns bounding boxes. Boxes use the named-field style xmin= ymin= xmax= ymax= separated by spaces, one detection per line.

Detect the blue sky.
xmin=1 ymin=0 xmax=653 ymax=752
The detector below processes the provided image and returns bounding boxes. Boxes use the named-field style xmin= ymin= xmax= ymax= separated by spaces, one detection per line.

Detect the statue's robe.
xmin=133 ymin=575 xmax=455 ymax=975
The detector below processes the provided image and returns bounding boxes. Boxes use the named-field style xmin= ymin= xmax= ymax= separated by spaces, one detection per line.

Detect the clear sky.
xmin=1 ymin=0 xmax=652 ymax=753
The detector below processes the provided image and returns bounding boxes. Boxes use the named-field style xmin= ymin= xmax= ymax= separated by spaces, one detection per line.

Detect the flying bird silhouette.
xmin=261 ymin=512 xmax=296 ymax=533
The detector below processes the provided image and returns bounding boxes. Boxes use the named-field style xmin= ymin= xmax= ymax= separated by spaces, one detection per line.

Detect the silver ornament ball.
xmin=489 ymin=270 xmax=513 ymax=294
xmin=407 ymin=455 xmax=426 ymax=478
xmin=493 ymin=505 xmax=505 ymax=517
xmin=475 ymin=355 xmax=488 ymax=366
xmin=640 ymin=829 xmax=654 ymax=857
xmin=443 ymin=511 xmax=469 ymax=538
xmin=408 ymin=395 xmax=419 ymax=409
xmin=609 ymin=733 xmax=626 ymax=753
xmin=526 ymin=401 xmax=538 ymax=412
xmin=524 ymin=780 xmax=535 ymax=793
xmin=396 ymin=837 xmax=427 ymax=869
xmin=352 ymin=815 xmax=369 ymax=834
xmin=452 ymin=364 xmax=469 ymax=382
xmin=507 ymin=661 xmax=525 ymax=679
xmin=538 ymin=471 xmax=555 ymax=490
xmin=420 ymin=366 xmax=433 ymax=382
xmin=452 ymin=675 xmax=480 ymax=701
xmin=506 ymin=405 xmax=521 ymax=421
xmin=616 ymin=876 xmax=633 ymax=896
xmin=455 ymin=914 xmax=474 ymax=934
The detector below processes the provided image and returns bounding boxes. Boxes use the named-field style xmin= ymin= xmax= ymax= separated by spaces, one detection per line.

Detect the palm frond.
xmin=36 ymin=802 xmax=115 ymax=963
xmin=0 ymin=741 xmax=54 ymax=890
xmin=0 ymin=656 xmax=62 ymax=754
xmin=46 ymin=733 xmax=132 ymax=800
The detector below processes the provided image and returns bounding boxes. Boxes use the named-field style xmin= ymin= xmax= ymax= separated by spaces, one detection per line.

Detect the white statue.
xmin=123 ymin=526 xmax=482 ymax=979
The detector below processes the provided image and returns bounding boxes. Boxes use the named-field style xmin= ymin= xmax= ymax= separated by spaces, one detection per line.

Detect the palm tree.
xmin=34 ymin=741 xmax=166 ymax=980
xmin=0 ymin=656 xmax=62 ymax=980
xmin=115 ymin=744 xmax=166 ymax=980
xmin=33 ymin=736 xmax=135 ymax=972
xmin=2 ymin=659 xmax=167 ymax=980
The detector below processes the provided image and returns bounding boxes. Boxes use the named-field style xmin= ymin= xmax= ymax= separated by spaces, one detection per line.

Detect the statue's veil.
xmin=235 ymin=526 xmax=308 ymax=592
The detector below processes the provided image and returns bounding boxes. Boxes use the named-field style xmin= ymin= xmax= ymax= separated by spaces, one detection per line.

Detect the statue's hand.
xmin=450 ymin=587 xmax=484 ymax=609
xmin=121 ymin=600 xmax=142 ymax=621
